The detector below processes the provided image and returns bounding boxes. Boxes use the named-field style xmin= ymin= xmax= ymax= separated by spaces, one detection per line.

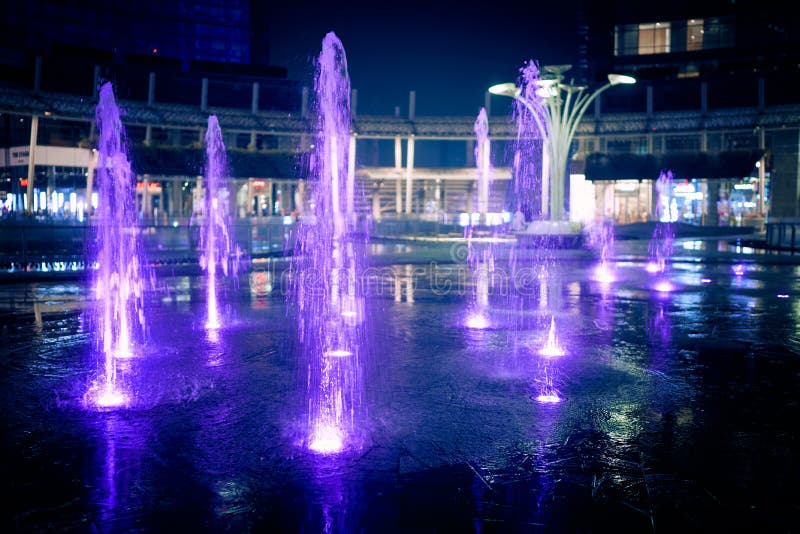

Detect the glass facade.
xmin=615 ymin=16 xmax=736 ymax=56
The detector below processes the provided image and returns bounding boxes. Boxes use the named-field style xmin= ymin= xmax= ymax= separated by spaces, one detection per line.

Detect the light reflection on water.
xmin=2 ymin=253 xmax=800 ymax=531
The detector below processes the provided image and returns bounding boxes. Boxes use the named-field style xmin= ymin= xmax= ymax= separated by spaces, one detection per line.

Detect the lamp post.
xmin=489 ymin=65 xmax=635 ymax=221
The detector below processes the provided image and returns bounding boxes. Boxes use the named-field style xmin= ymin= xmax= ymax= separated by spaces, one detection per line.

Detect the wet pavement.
xmin=1 ymin=238 xmax=800 ymax=532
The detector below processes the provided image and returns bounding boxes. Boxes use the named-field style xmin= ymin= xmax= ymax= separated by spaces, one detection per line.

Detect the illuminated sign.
xmin=135 ymin=182 xmax=163 ymax=193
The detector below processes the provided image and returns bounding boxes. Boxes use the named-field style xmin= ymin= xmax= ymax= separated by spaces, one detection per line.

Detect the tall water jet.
xmin=539 ymin=316 xmax=565 ymax=357
xmin=510 ymin=61 xmax=548 ymax=222
xmin=294 ymin=32 xmax=367 ymax=454
xmin=646 ymin=170 xmax=674 ymax=274
xmin=475 ymin=107 xmax=492 ymax=225
xmin=464 ymin=109 xmax=495 ymax=329
xmin=201 ymin=115 xmax=240 ymax=330
xmin=592 ymin=219 xmax=615 ymax=283
xmin=86 ymin=82 xmax=146 ymax=408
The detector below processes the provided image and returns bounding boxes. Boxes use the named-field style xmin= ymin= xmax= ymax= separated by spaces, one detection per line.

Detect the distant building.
xmin=570 ymin=0 xmax=800 ymax=225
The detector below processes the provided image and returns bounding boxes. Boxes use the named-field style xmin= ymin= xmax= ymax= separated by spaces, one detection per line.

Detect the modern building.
xmin=570 ymin=0 xmax=800 ymax=227
xmin=2 ymin=1 xmax=800 ymax=231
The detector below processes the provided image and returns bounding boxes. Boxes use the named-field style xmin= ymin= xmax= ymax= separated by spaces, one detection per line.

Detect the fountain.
xmin=539 ymin=316 xmax=565 ymax=357
xmin=85 ymin=82 xmax=147 ymax=408
xmin=475 ymin=107 xmax=492 ymax=224
xmin=646 ymin=170 xmax=674 ymax=274
xmin=463 ymin=108 xmax=496 ymax=329
xmin=294 ymin=32 xmax=367 ymax=454
xmin=592 ymin=218 xmax=615 ymax=283
xmin=510 ymin=61 xmax=547 ymax=223
xmin=201 ymin=115 xmax=240 ymax=330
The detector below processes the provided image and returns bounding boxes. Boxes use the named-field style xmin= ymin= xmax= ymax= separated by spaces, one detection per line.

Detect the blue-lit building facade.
xmin=1 ymin=0 xmax=799 ymax=229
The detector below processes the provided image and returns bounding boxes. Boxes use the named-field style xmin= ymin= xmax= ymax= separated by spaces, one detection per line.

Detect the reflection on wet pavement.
xmin=1 ymin=246 xmax=799 ymax=532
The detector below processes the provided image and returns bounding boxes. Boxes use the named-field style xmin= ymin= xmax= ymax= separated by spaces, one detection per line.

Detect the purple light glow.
xmin=539 ymin=316 xmax=565 ymax=357
xmin=592 ymin=220 xmax=616 ymax=283
xmin=645 ymin=261 xmax=664 ymax=274
xmin=87 ymin=83 xmax=147 ymax=406
xmin=324 ymin=349 xmax=353 ymax=358
xmin=654 ymin=280 xmax=674 ymax=293
xmin=535 ymin=393 xmax=562 ymax=404
xmin=308 ymin=424 xmax=344 ymax=454
xmin=732 ymin=264 xmax=745 ymax=276
xmin=593 ymin=263 xmax=615 ymax=284
xmin=94 ymin=386 xmax=128 ymax=408
xmin=465 ymin=312 xmax=490 ymax=329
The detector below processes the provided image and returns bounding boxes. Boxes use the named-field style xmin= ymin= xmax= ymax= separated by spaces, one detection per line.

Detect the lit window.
xmin=638 ymin=22 xmax=671 ymax=55
xmin=687 ymin=19 xmax=703 ymax=51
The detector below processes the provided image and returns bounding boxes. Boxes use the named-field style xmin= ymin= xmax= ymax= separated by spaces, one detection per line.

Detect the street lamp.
xmin=489 ymin=65 xmax=635 ymax=221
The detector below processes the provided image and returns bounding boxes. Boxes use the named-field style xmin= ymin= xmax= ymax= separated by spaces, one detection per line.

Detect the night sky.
xmin=268 ymin=0 xmax=580 ymax=117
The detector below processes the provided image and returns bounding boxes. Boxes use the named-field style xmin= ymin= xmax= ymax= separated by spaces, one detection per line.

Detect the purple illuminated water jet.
xmin=539 ymin=316 xmax=565 ymax=357
xmin=475 ymin=108 xmax=492 ymax=224
xmin=461 ymin=112 xmax=497 ymax=329
xmin=646 ymin=171 xmax=674 ymax=274
xmin=295 ymin=32 xmax=367 ymax=454
xmin=534 ymin=366 xmax=562 ymax=403
xmin=201 ymin=115 xmax=240 ymax=330
xmin=85 ymin=82 xmax=146 ymax=408
xmin=593 ymin=219 xmax=615 ymax=283
xmin=511 ymin=62 xmax=548 ymax=220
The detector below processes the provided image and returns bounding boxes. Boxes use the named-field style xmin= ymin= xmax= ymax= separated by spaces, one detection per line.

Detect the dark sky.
xmin=267 ymin=0 xmax=580 ymax=117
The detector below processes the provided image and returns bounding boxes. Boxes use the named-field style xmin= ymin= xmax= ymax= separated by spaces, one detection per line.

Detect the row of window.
xmin=615 ymin=17 xmax=736 ymax=56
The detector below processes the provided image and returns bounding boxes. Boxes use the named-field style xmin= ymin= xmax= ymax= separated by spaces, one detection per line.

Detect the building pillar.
xmin=434 ymin=178 xmax=442 ymax=214
xmin=34 ymin=56 xmax=41 ymax=93
xmin=348 ymin=134 xmax=356 ymax=216
xmin=372 ymin=185 xmax=382 ymax=222
xmin=771 ymin=128 xmax=800 ymax=218
xmin=251 ymin=82 xmax=259 ymax=114
xmin=86 ymin=149 xmax=98 ymax=216
xmin=25 ymin=115 xmax=39 ymax=213
xmin=93 ymin=65 xmax=101 ymax=98
xmin=405 ymin=136 xmax=415 ymax=215
xmin=201 ymin=78 xmax=208 ymax=112
xmin=141 ymin=175 xmax=150 ymax=219
xmin=541 ymin=145 xmax=550 ymax=218
xmin=706 ymin=180 xmax=720 ymax=226
xmin=169 ymin=178 xmax=183 ymax=218
xmin=758 ymin=126 xmax=767 ymax=217
xmin=701 ymin=82 xmax=708 ymax=114
xmin=394 ymin=136 xmax=402 ymax=214
xmin=148 ymin=72 xmax=155 ymax=106
xmin=296 ymin=180 xmax=306 ymax=216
